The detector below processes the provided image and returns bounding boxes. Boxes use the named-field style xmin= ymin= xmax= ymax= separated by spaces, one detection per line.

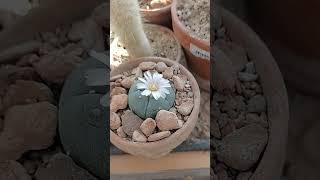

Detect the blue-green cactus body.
xmin=128 ymin=81 xmax=175 ymax=119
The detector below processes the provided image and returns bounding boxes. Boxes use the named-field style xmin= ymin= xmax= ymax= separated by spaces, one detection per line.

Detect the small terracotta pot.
xmin=216 ymin=7 xmax=289 ymax=180
xmin=110 ymin=57 xmax=200 ymax=158
xmin=111 ymin=23 xmax=183 ymax=69
xmin=140 ymin=2 xmax=172 ymax=27
xmin=171 ymin=0 xmax=210 ymax=90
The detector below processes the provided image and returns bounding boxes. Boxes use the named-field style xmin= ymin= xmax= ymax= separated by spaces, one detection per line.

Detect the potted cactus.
xmin=110 ymin=57 xmax=200 ymax=158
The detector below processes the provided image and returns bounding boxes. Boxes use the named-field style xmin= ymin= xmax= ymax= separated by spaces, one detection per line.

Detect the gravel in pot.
xmin=110 ymin=57 xmax=200 ymax=158
xmin=211 ymin=7 xmax=289 ymax=180
xmin=111 ymin=23 xmax=183 ymax=69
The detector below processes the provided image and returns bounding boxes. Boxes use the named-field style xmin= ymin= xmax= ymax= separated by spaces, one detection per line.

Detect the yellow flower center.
xmin=148 ymin=83 xmax=158 ymax=91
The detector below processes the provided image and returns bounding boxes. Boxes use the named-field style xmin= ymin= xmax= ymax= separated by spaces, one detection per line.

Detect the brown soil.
xmin=177 ymin=0 xmax=210 ymax=41
xmin=139 ymin=0 xmax=172 ymax=9
xmin=111 ymin=24 xmax=179 ymax=68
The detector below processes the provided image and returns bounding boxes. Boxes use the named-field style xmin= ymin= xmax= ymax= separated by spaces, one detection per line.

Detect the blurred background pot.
xmin=171 ymin=0 xmax=210 ymax=91
xmin=140 ymin=0 xmax=172 ymax=27
xmin=215 ymin=7 xmax=289 ymax=180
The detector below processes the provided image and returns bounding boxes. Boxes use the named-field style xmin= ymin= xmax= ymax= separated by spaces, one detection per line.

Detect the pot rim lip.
xmin=111 ymin=23 xmax=182 ymax=63
xmin=110 ymin=57 xmax=201 ymax=148
xmin=171 ymin=0 xmax=209 ymax=46
xmin=139 ymin=2 xmax=172 ymax=12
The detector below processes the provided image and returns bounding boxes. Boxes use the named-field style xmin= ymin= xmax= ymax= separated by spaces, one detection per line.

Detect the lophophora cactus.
xmin=128 ymin=73 xmax=175 ymax=119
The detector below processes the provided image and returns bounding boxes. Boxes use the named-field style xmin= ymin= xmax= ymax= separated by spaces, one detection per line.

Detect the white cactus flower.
xmin=136 ymin=71 xmax=171 ymax=100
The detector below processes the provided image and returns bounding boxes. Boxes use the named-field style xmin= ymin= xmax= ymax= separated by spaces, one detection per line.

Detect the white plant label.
xmin=190 ymin=43 xmax=210 ymax=60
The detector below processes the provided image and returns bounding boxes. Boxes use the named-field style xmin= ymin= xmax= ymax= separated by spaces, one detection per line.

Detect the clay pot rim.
xmin=218 ymin=7 xmax=289 ymax=180
xmin=171 ymin=0 xmax=209 ymax=46
xmin=110 ymin=57 xmax=200 ymax=149
xmin=140 ymin=2 xmax=172 ymax=12
xmin=111 ymin=23 xmax=182 ymax=63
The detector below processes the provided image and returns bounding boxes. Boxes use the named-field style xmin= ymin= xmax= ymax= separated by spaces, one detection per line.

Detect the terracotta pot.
xmin=140 ymin=2 xmax=172 ymax=27
xmin=171 ymin=0 xmax=210 ymax=90
xmin=110 ymin=57 xmax=201 ymax=158
xmin=251 ymin=0 xmax=320 ymax=97
xmin=214 ymin=8 xmax=289 ymax=180
xmin=111 ymin=23 xmax=183 ymax=69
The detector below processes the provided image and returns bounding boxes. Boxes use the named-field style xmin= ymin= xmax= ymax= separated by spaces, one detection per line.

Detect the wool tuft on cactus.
xmin=128 ymin=71 xmax=175 ymax=119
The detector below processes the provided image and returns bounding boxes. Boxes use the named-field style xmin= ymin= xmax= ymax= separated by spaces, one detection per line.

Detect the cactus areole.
xmin=128 ymin=71 xmax=175 ymax=119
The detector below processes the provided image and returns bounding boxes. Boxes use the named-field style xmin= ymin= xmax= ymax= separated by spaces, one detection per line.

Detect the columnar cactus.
xmin=110 ymin=0 xmax=153 ymax=58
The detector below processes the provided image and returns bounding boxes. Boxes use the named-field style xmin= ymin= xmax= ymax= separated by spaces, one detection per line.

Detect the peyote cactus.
xmin=128 ymin=71 xmax=175 ymax=119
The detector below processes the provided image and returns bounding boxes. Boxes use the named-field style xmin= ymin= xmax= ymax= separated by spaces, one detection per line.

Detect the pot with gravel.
xmin=139 ymin=0 xmax=172 ymax=26
xmin=110 ymin=57 xmax=200 ymax=158
xmin=211 ymin=6 xmax=288 ymax=180
xmin=171 ymin=0 xmax=210 ymax=91
xmin=111 ymin=23 xmax=183 ymax=69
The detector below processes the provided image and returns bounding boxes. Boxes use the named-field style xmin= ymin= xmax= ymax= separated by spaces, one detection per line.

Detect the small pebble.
xmin=247 ymin=95 xmax=266 ymax=113
xmin=140 ymin=118 xmax=156 ymax=137
xmin=155 ymin=62 xmax=167 ymax=72
xmin=155 ymin=110 xmax=180 ymax=131
xmin=110 ymin=94 xmax=128 ymax=112
xmin=116 ymin=126 xmax=127 ymax=138
xmin=148 ymin=131 xmax=171 ymax=142
xmin=110 ymin=112 xmax=121 ymax=130
xmin=163 ymin=67 xmax=174 ymax=79
xmin=172 ymin=75 xmax=185 ymax=91
xmin=132 ymin=130 xmax=147 ymax=142
xmin=110 ymin=87 xmax=127 ymax=96
xmin=178 ymin=120 xmax=184 ymax=128
xmin=177 ymin=99 xmax=194 ymax=116
xmin=139 ymin=62 xmax=156 ymax=71
xmin=187 ymin=91 xmax=193 ymax=97
xmin=238 ymin=72 xmax=258 ymax=82
xmin=120 ymin=76 xmax=135 ymax=89
xmin=121 ymin=111 xmax=143 ymax=136
xmin=244 ymin=62 xmax=256 ymax=74
xmin=172 ymin=64 xmax=180 ymax=75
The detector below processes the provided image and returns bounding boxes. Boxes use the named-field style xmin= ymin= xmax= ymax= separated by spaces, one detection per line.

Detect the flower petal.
xmin=158 ymin=78 xmax=170 ymax=85
xmin=138 ymin=77 xmax=147 ymax=84
xmin=141 ymin=90 xmax=151 ymax=96
xmin=136 ymin=83 xmax=147 ymax=89
xmin=159 ymin=81 xmax=171 ymax=88
xmin=152 ymin=91 xmax=161 ymax=100
xmin=145 ymin=71 xmax=153 ymax=82
xmin=153 ymin=72 xmax=163 ymax=81
xmin=161 ymin=87 xmax=170 ymax=94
